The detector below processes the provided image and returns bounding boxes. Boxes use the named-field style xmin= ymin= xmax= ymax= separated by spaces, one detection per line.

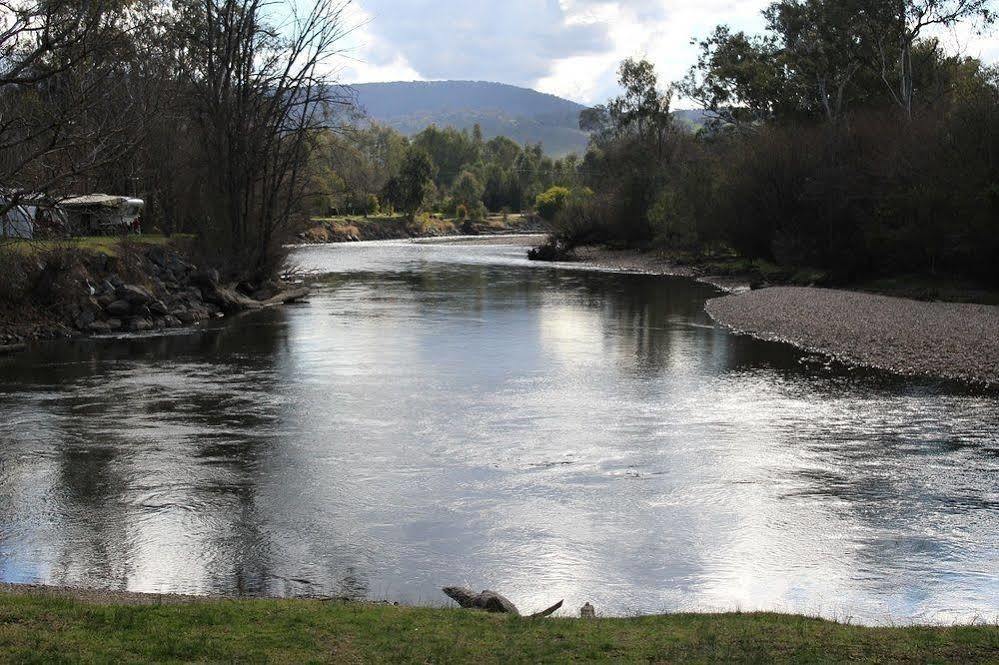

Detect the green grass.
xmin=0 ymin=594 xmax=995 ymax=663
xmin=1 ymin=234 xmax=191 ymax=256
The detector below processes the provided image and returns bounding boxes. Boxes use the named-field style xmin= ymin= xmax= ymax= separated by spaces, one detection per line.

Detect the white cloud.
xmin=346 ymin=0 xmax=612 ymax=87
xmin=339 ymin=0 xmax=999 ymax=106
xmin=536 ymin=1 xmax=769 ymax=104
xmin=334 ymin=2 xmax=424 ymax=83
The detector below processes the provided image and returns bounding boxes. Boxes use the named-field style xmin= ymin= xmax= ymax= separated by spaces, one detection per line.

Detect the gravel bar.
xmin=706 ymin=286 xmax=999 ymax=385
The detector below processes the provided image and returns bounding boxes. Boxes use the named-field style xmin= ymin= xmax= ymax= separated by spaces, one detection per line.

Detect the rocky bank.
xmin=0 ymin=244 xmax=307 ymax=349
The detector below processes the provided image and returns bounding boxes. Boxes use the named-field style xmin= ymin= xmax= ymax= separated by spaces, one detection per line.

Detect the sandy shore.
xmin=707 ymin=287 xmax=999 ymax=385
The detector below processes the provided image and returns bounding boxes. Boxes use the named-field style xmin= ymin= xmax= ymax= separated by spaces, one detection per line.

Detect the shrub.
xmin=0 ymin=245 xmax=34 ymax=305
xmin=535 ymin=186 xmax=571 ymax=221
xmin=365 ymin=194 xmax=379 ymax=216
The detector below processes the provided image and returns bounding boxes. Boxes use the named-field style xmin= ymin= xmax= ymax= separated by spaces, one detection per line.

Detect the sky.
xmin=337 ymin=0 xmax=999 ymax=106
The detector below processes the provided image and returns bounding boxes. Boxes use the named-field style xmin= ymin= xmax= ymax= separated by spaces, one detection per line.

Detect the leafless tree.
xmin=173 ymin=0 xmax=354 ymax=276
xmin=0 ymin=0 xmax=142 ymax=221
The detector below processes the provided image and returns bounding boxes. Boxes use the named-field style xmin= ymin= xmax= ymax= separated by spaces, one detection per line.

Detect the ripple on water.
xmin=0 ymin=241 xmax=997 ymax=623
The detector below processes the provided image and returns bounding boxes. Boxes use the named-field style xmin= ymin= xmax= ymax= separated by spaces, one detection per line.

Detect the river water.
xmin=0 ymin=239 xmax=996 ymax=623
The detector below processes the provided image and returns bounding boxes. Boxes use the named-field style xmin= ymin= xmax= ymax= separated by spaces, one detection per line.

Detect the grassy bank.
xmin=0 ymin=593 xmax=996 ymax=663
xmin=2 ymin=234 xmax=194 ymax=257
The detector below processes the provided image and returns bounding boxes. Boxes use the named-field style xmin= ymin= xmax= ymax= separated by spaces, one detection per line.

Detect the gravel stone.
xmin=706 ymin=286 xmax=999 ymax=385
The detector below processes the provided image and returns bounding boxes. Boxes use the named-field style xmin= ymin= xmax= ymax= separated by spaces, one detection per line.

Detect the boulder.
xmin=87 ymin=321 xmax=112 ymax=334
xmin=117 ymin=284 xmax=154 ymax=305
xmin=107 ymin=318 xmax=123 ymax=331
xmin=163 ymin=315 xmax=182 ymax=328
xmin=176 ymin=307 xmax=210 ymax=323
xmin=74 ymin=307 xmax=97 ymax=330
xmin=106 ymin=299 xmax=132 ymax=317
xmin=127 ymin=317 xmax=153 ymax=332
xmin=146 ymin=245 xmax=167 ymax=268
xmin=167 ymin=254 xmax=195 ymax=275
xmin=149 ymin=300 xmax=169 ymax=315
xmin=191 ymin=268 xmax=220 ymax=288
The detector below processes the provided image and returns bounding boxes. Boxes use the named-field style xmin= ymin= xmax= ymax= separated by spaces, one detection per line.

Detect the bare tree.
xmin=0 ymin=0 xmax=142 ymax=221
xmin=174 ymin=0 xmax=353 ymax=275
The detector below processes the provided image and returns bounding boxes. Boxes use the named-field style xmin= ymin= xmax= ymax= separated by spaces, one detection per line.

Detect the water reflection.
xmin=0 ymin=239 xmax=996 ymax=623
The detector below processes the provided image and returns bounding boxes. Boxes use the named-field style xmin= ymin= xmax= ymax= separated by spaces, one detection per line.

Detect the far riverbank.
xmin=300 ymin=212 xmax=550 ymax=243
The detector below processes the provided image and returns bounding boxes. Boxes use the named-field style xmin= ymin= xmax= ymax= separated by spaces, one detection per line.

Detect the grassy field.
xmin=1 ymin=235 xmax=190 ymax=256
xmin=0 ymin=593 xmax=996 ymax=663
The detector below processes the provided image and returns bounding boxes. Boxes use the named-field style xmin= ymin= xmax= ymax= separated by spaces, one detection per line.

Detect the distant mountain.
xmin=349 ymin=81 xmax=714 ymax=156
xmin=350 ymin=81 xmax=590 ymax=157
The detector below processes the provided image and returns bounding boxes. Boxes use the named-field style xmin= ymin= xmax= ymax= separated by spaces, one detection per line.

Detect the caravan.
xmin=0 ymin=198 xmax=35 ymax=239
xmin=60 ymin=195 xmax=145 ymax=235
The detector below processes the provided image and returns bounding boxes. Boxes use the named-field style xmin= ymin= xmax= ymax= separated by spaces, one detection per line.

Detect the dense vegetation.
xmin=1 ymin=593 xmax=996 ymax=663
xmin=306 ymin=122 xmax=581 ymax=223
xmin=1 ymin=0 xmax=350 ymax=280
xmin=548 ymin=0 xmax=999 ymax=286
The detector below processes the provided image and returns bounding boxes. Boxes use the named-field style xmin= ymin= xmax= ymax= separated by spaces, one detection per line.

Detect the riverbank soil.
xmin=300 ymin=212 xmax=550 ymax=243
xmin=0 ymin=592 xmax=995 ymax=663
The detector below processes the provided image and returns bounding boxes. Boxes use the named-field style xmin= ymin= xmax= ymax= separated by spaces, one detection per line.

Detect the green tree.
xmin=452 ymin=170 xmax=483 ymax=209
xmin=412 ymin=125 xmax=479 ymax=188
xmin=397 ymin=148 xmax=436 ymax=221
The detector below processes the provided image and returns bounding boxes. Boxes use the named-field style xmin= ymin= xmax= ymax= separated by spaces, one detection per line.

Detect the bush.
xmin=535 ymin=186 xmax=571 ymax=221
xmin=551 ymin=196 xmax=617 ymax=248
xmin=0 ymin=246 xmax=34 ymax=305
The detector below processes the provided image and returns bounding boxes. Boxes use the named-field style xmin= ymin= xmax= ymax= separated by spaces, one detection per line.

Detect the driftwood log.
xmin=442 ymin=587 xmax=563 ymax=618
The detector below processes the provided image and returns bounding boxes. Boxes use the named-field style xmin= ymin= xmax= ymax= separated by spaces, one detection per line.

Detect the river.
xmin=0 ymin=238 xmax=996 ymax=623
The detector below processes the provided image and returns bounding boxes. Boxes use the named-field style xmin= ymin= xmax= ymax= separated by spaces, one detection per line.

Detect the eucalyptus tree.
xmin=862 ymin=0 xmax=995 ymax=119
xmin=684 ymin=0 xmax=996 ymax=126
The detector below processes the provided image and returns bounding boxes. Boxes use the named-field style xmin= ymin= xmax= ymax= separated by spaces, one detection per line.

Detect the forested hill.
xmin=350 ymin=81 xmax=590 ymax=157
